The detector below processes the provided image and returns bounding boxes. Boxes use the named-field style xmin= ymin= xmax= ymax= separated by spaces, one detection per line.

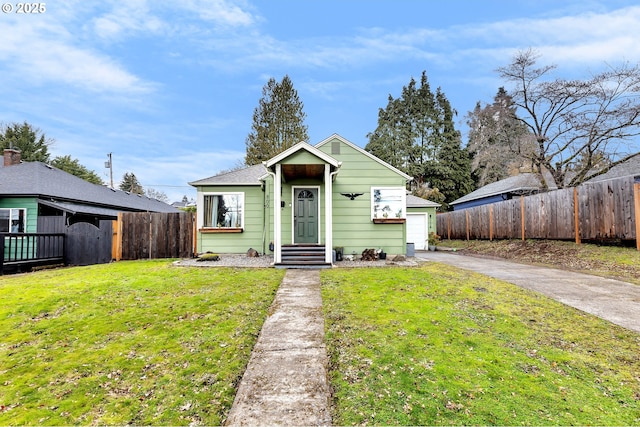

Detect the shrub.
xmin=197 ymin=253 xmax=220 ymax=262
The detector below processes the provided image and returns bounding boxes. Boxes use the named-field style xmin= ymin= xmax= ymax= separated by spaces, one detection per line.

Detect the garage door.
xmin=406 ymin=213 xmax=427 ymax=250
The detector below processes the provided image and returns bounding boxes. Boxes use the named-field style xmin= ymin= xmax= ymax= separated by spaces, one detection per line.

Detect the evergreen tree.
xmin=50 ymin=155 xmax=104 ymax=185
xmin=366 ymin=72 xmax=436 ymax=182
xmin=366 ymin=71 xmax=473 ymax=208
xmin=0 ymin=121 xmax=52 ymax=162
xmin=245 ymin=75 xmax=309 ymax=165
xmin=119 ymin=172 xmax=144 ymax=194
xmin=423 ymin=89 xmax=474 ymax=207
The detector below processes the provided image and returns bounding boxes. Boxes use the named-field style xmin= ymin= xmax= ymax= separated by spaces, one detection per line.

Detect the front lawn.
xmin=322 ymin=265 xmax=640 ymax=426
xmin=0 ymin=261 xmax=284 ymax=425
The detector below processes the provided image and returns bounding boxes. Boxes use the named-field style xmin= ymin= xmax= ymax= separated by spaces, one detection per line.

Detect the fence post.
xmin=0 ymin=235 xmax=4 ymax=275
xmin=465 ymin=210 xmax=470 ymax=241
xmin=521 ymin=195 xmax=525 ymax=241
xmin=574 ymin=187 xmax=581 ymax=245
xmin=634 ymin=176 xmax=640 ymax=251
xmin=489 ymin=205 xmax=494 ymax=241
xmin=114 ymin=212 xmax=123 ymax=261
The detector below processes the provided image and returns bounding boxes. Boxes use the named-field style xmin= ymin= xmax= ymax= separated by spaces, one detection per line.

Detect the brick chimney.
xmin=3 ymin=148 xmax=21 ymax=166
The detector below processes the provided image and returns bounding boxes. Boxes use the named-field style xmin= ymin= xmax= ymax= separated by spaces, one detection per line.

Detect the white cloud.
xmin=182 ymin=0 xmax=257 ymax=26
xmin=0 ymin=13 xmax=154 ymax=94
xmin=92 ymin=3 xmax=166 ymax=41
xmin=450 ymin=6 xmax=640 ymax=64
xmin=201 ymin=4 xmax=640 ymax=76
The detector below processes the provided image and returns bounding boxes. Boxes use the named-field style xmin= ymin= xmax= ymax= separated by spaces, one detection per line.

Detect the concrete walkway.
xmin=225 ymin=269 xmax=332 ymax=426
xmin=416 ymin=250 xmax=640 ymax=334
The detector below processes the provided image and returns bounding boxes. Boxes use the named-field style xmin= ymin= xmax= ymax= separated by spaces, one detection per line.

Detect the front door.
xmin=294 ymin=188 xmax=318 ymax=244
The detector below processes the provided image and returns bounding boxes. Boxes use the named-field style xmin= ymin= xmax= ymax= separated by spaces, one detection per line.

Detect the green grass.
xmin=322 ymin=265 xmax=640 ymax=426
xmin=0 ymin=261 xmax=284 ymax=425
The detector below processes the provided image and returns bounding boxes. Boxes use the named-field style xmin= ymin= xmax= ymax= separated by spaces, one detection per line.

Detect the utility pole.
xmin=105 ymin=153 xmax=114 ymax=189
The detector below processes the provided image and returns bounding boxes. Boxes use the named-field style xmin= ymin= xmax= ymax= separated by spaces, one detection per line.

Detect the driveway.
xmin=416 ymin=250 xmax=640 ymax=334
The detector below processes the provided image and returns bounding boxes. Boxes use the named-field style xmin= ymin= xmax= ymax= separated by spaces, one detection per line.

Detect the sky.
xmin=2 ymin=0 xmax=640 ymax=203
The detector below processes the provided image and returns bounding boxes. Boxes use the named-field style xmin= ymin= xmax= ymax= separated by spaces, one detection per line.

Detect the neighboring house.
xmin=0 ymin=149 xmax=179 ymax=266
xmin=451 ymin=155 xmax=640 ymax=211
xmin=189 ymin=134 xmax=439 ymax=267
xmin=171 ymin=199 xmax=196 ymax=210
xmin=450 ymin=173 xmax=548 ymax=211
xmin=585 ymin=155 xmax=640 ymax=183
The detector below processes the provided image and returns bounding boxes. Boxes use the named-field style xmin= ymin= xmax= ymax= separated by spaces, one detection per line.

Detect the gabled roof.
xmin=188 ymin=134 xmax=413 ymax=187
xmin=189 ymin=164 xmax=267 ymax=186
xmin=585 ymin=155 xmax=640 ymax=183
xmin=0 ymin=162 xmax=179 ymax=213
xmin=264 ymin=141 xmax=341 ymax=169
xmin=315 ymin=133 xmax=413 ymax=181
xmin=406 ymin=194 xmax=440 ymax=208
xmin=451 ymin=173 xmax=543 ymax=206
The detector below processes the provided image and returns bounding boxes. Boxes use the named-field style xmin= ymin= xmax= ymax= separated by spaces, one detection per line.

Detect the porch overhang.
xmin=262 ymin=142 xmax=341 ymax=267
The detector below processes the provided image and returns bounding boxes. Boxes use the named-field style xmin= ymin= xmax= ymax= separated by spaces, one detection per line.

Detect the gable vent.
xmin=331 ymin=140 xmax=340 ymax=155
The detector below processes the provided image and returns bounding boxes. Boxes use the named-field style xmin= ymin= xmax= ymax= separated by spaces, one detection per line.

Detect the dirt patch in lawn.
xmin=443 ymin=239 xmax=640 ymax=286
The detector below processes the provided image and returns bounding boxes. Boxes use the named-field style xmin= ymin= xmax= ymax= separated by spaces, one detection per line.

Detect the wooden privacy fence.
xmin=113 ymin=212 xmax=196 ymax=261
xmin=437 ymin=175 xmax=640 ymax=250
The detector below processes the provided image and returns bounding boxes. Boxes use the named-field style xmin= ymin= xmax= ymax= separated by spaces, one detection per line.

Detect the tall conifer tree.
xmin=366 ymin=71 xmax=473 ymax=209
xmin=244 ymin=75 xmax=308 ymax=165
xmin=0 ymin=121 xmax=52 ymax=162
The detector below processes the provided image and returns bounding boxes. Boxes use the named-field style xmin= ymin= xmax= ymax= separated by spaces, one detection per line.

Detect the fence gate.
xmin=66 ymin=220 xmax=113 ymax=265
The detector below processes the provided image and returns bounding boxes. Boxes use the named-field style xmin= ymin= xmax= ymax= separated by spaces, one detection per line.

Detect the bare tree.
xmin=466 ymin=88 xmax=536 ymax=187
xmin=497 ymin=49 xmax=640 ymax=188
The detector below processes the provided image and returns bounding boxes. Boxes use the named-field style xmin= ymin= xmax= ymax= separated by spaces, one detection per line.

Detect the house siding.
xmin=195 ymin=185 xmax=266 ymax=254
xmin=193 ymin=135 xmax=412 ymax=259
xmin=318 ymin=137 xmax=409 ymax=256
xmin=0 ymin=197 xmax=38 ymax=232
xmin=0 ymin=197 xmax=39 ymax=261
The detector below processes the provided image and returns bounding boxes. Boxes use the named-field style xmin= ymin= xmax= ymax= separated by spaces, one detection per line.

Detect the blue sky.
xmin=2 ymin=0 xmax=640 ymax=203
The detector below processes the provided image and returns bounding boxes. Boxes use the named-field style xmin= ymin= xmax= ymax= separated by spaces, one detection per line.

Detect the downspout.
xmin=264 ymin=165 xmax=277 ymax=263
xmin=326 ymin=167 xmax=340 ymax=264
xmin=261 ymin=180 xmax=266 ymax=255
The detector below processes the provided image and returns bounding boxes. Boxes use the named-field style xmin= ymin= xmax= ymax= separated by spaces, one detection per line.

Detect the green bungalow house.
xmin=189 ymin=134 xmax=439 ymax=267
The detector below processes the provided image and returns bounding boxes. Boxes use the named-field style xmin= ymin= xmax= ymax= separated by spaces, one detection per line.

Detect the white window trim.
xmin=198 ymin=192 xmax=245 ymax=229
xmin=0 ymin=208 xmax=27 ymax=233
xmin=371 ymin=187 xmax=406 ymax=220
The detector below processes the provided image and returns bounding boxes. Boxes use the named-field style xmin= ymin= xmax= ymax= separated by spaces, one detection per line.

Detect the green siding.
xmin=0 ymin=197 xmax=38 ymax=232
xmin=0 ymin=197 xmax=39 ymax=260
xmin=194 ymin=136 xmax=412 ymax=257
xmin=320 ymin=137 xmax=409 ymax=256
xmin=281 ymin=151 xmax=326 ymax=165
xmin=195 ymin=185 xmax=267 ymax=254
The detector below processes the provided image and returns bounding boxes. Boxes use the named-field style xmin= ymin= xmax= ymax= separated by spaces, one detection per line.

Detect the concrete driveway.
xmin=416 ymin=250 xmax=640 ymax=334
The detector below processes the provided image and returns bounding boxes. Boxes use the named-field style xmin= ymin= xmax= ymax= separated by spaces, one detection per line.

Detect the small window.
xmin=203 ymin=194 xmax=244 ymax=228
xmin=0 ymin=208 xmax=26 ymax=233
xmin=372 ymin=188 xmax=405 ymax=220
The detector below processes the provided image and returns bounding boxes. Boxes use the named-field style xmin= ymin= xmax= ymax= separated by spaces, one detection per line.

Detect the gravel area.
xmin=174 ymin=253 xmax=425 ymax=268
